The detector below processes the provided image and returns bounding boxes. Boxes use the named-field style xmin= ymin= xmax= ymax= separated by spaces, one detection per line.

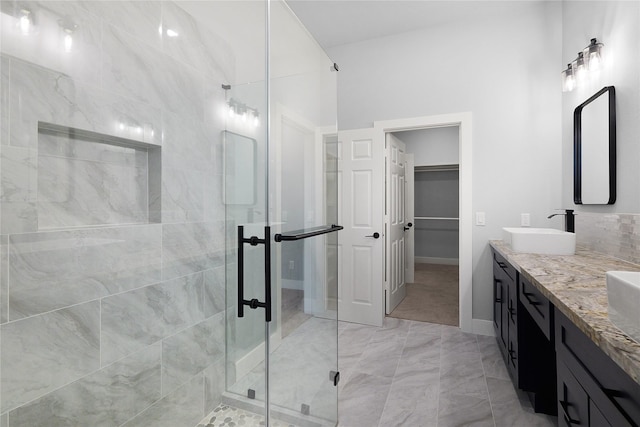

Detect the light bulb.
xmin=166 ymin=29 xmax=179 ymax=38
xmin=561 ymin=64 xmax=575 ymax=92
xmin=253 ymin=114 xmax=259 ymax=127
xmin=589 ymin=52 xmax=601 ymax=71
xmin=228 ymin=104 xmax=235 ymax=118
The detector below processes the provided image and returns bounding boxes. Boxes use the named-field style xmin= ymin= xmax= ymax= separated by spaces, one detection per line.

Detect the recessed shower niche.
xmin=37 ymin=122 xmax=161 ymax=229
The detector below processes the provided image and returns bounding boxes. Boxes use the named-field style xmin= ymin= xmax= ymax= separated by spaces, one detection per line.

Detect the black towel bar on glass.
xmin=274 ymin=224 xmax=343 ymax=242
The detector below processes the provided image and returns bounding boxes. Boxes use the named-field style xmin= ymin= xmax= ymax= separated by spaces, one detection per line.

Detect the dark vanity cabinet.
xmin=492 ymin=246 xmax=640 ymax=425
xmin=555 ymin=308 xmax=640 ymax=427
xmin=491 ymin=250 xmax=557 ymax=415
xmin=518 ymin=275 xmax=557 ymax=414
xmin=492 ymin=250 xmax=518 ymax=382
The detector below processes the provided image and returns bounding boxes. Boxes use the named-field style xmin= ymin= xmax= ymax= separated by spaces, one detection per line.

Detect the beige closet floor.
xmin=388 ymin=263 xmax=459 ymax=326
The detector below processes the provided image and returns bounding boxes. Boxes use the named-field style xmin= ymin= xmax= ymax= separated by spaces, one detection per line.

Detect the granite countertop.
xmin=490 ymin=240 xmax=640 ymax=385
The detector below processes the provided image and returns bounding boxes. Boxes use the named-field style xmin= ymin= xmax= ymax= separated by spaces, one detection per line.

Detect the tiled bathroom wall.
xmin=576 ymin=212 xmax=640 ymax=265
xmin=0 ymin=1 xmax=234 ymax=425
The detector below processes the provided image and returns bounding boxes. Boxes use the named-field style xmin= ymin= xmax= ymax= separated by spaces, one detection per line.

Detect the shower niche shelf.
xmin=37 ymin=122 xmax=161 ymax=229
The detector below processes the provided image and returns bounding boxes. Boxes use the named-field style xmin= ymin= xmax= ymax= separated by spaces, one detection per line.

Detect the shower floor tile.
xmin=198 ymin=404 xmax=298 ymax=427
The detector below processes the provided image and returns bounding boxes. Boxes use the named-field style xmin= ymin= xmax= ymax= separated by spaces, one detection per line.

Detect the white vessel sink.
xmin=502 ymin=227 xmax=576 ymax=255
xmin=606 ymin=271 xmax=640 ymax=343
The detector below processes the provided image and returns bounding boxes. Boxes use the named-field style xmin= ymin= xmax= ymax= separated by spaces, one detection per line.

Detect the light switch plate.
xmin=476 ymin=212 xmax=486 ymax=226
xmin=521 ymin=213 xmax=530 ymax=227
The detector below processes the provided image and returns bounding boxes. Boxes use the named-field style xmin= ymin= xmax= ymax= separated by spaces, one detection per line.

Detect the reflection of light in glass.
xmin=228 ymin=104 xmax=235 ymax=118
xmin=158 ymin=25 xmax=179 ymax=38
xmin=19 ymin=9 xmax=32 ymax=35
xmin=59 ymin=18 xmax=78 ymax=53
xmin=64 ymin=34 xmax=73 ymax=52
xmin=253 ymin=113 xmax=259 ymax=127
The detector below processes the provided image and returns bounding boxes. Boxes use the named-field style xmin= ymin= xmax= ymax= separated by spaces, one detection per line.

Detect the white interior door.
xmin=385 ymin=134 xmax=407 ymax=314
xmin=405 ymin=153 xmax=415 ymax=284
xmin=337 ymin=128 xmax=384 ymax=326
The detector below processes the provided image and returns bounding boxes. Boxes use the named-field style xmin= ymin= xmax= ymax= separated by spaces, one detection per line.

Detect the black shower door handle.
xmin=237 ymin=225 xmax=272 ymax=322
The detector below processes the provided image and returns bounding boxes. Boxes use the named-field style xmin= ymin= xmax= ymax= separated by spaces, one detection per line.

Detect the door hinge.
xmin=330 ymin=370 xmax=340 ymax=386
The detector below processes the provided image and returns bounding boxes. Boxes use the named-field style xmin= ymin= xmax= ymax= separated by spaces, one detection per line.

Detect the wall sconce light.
xmin=562 ymin=37 xmax=604 ymax=92
xmin=58 ymin=17 xmax=78 ymax=53
xmin=561 ymin=63 xmax=575 ymax=92
xmin=19 ymin=8 xmax=34 ymax=35
xmin=584 ymin=38 xmax=604 ymax=71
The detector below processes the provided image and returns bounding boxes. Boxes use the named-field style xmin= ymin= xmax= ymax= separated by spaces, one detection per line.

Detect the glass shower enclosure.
xmin=0 ymin=1 xmax=338 ymax=426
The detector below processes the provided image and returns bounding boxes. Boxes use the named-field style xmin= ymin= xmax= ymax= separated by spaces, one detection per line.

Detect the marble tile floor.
xmin=337 ymin=317 xmax=558 ymax=427
xmin=209 ymin=316 xmax=556 ymax=427
xmin=227 ymin=316 xmax=337 ymax=422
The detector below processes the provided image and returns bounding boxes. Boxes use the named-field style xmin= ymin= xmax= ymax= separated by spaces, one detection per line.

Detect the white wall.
xmin=328 ymin=1 xmax=563 ymax=322
xmin=395 ymin=126 xmax=459 ymax=166
xmin=561 ymin=1 xmax=640 ymax=214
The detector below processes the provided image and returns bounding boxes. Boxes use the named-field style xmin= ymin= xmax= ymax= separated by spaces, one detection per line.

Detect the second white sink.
xmin=606 ymin=271 xmax=640 ymax=343
xmin=502 ymin=227 xmax=576 ymax=255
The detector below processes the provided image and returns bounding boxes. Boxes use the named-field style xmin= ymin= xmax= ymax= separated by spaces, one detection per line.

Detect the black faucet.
xmin=547 ymin=209 xmax=575 ymax=233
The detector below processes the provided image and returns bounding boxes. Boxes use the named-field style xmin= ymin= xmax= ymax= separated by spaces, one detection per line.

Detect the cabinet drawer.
xmin=555 ymin=308 xmax=640 ymax=426
xmin=493 ymin=250 xmax=517 ymax=281
xmin=520 ymin=276 xmax=553 ymax=340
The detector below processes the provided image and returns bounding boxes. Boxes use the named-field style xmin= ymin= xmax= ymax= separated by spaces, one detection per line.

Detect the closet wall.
xmin=396 ymin=126 xmax=460 ymax=264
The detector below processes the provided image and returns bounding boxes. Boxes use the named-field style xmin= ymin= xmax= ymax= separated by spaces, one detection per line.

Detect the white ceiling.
xmin=286 ymin=0 xmax=549 ymax=49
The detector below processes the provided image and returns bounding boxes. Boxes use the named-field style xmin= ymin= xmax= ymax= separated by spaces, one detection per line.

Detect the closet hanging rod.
xmin=414 ymin=164 xmax=459 ymax=172
xmin=414 ymin=216 xmax=459 ymax=221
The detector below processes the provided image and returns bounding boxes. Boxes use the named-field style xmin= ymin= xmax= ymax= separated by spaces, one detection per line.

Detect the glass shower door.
xmin=223 ymin=78 xmax=272 ymax=421
xmin=223 ymin=1 xmax=338 ymax=426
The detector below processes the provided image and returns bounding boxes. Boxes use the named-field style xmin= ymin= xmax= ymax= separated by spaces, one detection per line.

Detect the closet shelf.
xmin=414 ymin=216 xmax=459 ymax=221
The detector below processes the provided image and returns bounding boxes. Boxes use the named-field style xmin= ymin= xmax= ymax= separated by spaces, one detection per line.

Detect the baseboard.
xmin=472 ymin=319 xmax=495 ymax=336
xmin=415 ymin=256 xmax=459 ymax=265
xmin=282 ymin=278 xmax=303 ymax=290
xmin=235 ymin=332 xmax=282 ymax=381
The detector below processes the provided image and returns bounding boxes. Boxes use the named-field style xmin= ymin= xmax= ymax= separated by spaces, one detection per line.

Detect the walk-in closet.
xmin=388 ymin=126 xmax=460 ymax=326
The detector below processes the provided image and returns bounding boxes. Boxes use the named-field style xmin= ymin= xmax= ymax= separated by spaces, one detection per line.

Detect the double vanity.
xmin=491 ymin=229 xmax=640 ymax=426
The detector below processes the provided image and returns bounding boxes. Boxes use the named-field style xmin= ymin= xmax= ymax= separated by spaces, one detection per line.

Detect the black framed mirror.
xmin=574 ymin=86 xmax=616 ymax=205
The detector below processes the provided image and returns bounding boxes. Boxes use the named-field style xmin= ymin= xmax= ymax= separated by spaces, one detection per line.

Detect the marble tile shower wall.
xmin=576 ymin=212 xmax=640 ymax=265
xmin=0 ymin=1 xmax=235 ymax=426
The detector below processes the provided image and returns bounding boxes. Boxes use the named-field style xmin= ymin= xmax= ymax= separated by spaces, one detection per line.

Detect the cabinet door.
xmin=493 ymin=270 xmax=506 ymax=348
xmin=590 ymin=400 xmax=612 ymax=427
xmin=506 ymin=278 xmax=518 ymax=378
xmin=557 ymin=360 xmax=589 ymax=427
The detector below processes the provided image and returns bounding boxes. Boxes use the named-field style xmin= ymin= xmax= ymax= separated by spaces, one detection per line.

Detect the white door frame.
xmin=374 ymin=112 xmax=472 ymax=333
